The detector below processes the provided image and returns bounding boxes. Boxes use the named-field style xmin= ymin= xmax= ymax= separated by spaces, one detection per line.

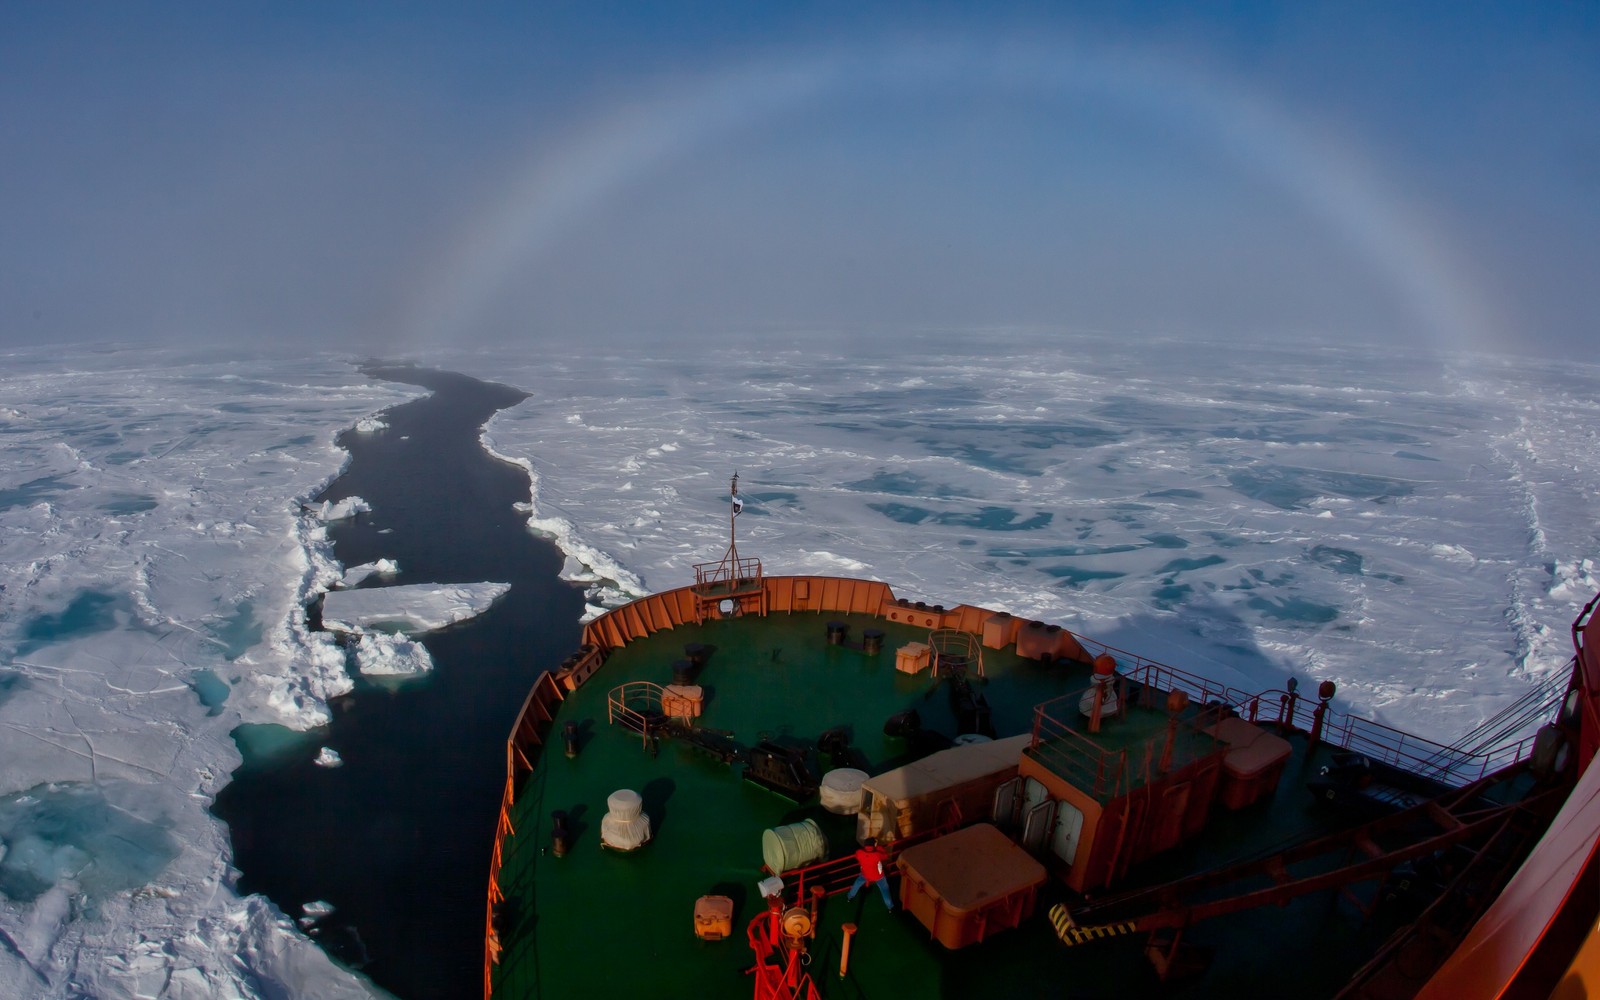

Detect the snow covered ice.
xmin=320 ymin=582 xmax=509 ymax=676
xmin=0 ymin=346 xmax=410 ymax=999
xmin=1 ymin=335 xmax=1598 ymax=999
xmin=339 ymin=559 xmax=399 ymax=587
xmin=320 ymin=582 xmax=510 ymax=636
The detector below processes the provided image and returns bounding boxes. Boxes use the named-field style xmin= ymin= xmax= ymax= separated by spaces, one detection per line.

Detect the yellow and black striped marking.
xmin=1048 ymin=904 xmax=1138 ymax=947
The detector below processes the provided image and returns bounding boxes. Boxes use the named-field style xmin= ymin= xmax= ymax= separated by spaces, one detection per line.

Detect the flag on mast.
xmin=732 ymin=495 xmax=744 ymax=516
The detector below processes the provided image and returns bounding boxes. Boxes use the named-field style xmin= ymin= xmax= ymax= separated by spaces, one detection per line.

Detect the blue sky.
xmin=1 ymin=2 xmax=1594 ymax=358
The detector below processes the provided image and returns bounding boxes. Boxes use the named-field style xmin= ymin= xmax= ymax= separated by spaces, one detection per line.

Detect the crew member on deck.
xmin=847 ymin=837 xmax=894 ymax=910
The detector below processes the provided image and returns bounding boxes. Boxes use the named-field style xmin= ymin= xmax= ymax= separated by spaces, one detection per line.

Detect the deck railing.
xmin=693 ymin=555 xmax=764 ymax=593
xmin=773 ymin=814 xmax=960 ymax=907
xmin=1027 ymin=688 xmax=1227 ymax=799
xmin=1075 ymin=639 xmax=1541 ymax=787
xmin=485 ymin=669 xmax=564 ymax=999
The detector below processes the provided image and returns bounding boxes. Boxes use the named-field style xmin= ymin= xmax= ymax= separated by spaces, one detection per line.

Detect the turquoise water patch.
xmin=1309 ymin=545 xmax=1364 ymax=576
xmin=1146 ymin=488 xmax=1203 ymax=500
xmin=989 ymin=543 xmax=1139 ymax=559
xmin=99 ymin=494 xmax=158 ymax=515
xmin=210 ymin=600 xmax=262 ymax=660
xmin=872 ymin=504 xmax=932 ymax=525
xmin=103 ymin=450 xmax=145 ymax=465
xmin=943 ymin=507 xmax=1051 ymax=531
xmin=919 ymin=442 xmax=1046 ymax=477
xmin=1043 ymin=565 xmax=1126 ymax=587
xmin=1151 ymin=583 xmax=1192 ymax=609
xmin=0 ymin=474 xmax=77 ymax=511
xmin=843 ymin=471 xmax=969 ymax=499
xmin=1393 ymin=450 xmax=1438 ymax=462
xmin=1158 ymin=555 xmax=1227 ymax=574
xmin=869 ymin=504 xmax=1052 ymax=531
xmin=231 ymin=723 xmax=318 ymax=770
xmin=190 ymin=669 xmax=230 ymax=715
xmin=268 ymin=434 xmax=318 ymax=451
xmin=1227 ymin=465 xmax=1414 ymax=510
xmin=1247 ymin=595 xmax=1339 ymax=625
xmin=17 ymin=590 xmax=124 ymax=657
xmin=0 ymin=783 xmax=180 ymax=908
xmin=0 ymin=670 xmax=23 ymax=708
xmin=1203 ymin=531 xmax=1251 ymax=549
xmin=740 ymin=491 xmax=798 ymax=514
xmin=1143 ymin=534 xmax=1189 ymax=549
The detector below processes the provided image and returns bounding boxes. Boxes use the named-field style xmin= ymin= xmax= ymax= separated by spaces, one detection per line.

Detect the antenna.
xmin=727 ymin=471 xmax=741 ymax=567
xmin=691 ymin=469 xmax=764 ymax=617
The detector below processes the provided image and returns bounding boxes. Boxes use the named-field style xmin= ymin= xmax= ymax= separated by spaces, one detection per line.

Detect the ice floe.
xmin=310 ymin=496 xmax=371 ymax=521
xmin=339 ymin=559 xmax=399 ymax=587
xmin=351 ymin=632 xmax=435 ymax=676
xmin=320 ymin=582 xmax=510 ymax=636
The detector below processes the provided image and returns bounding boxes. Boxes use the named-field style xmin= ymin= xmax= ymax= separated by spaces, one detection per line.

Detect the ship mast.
xmin=725 ymin=471 xmax=742 ymax=568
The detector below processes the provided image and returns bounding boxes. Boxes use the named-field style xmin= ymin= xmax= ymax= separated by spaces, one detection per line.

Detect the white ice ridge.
xmin=478 ymin=426 xmax=645 ymax=615
xmin=310 ymin=495 xmax=370 ymax=521
xmin=320 ymin=582 xmax=510 ymax=635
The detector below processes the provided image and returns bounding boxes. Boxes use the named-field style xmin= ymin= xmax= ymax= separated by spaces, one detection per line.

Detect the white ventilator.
xmin=600 ymin=788 xmax=651 ymax=851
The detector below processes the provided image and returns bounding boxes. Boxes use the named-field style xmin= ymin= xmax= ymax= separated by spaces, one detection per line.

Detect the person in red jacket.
xmin=846 ymin=837 xmax=894 ymax=910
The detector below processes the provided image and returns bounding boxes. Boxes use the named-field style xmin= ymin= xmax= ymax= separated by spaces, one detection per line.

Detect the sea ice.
xmin=352 ymin=632 xmax=434 ymax=676
xmin=448 ymin=335 xmax=1600 ymax=746
xmin=320 ymin=582 xmax=510 ymax=635
xmin=314 ymin=747 xmax=344 ymax=768
xmin=339 ymin=558 xmax=400 ymax=587
xmin=311 ymin=496 xmax=371 ymax=521
xmin=0 ymin=346 xmax=410 ymax=1000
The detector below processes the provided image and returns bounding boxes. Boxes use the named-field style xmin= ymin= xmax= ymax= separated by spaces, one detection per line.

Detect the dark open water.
xmin=212 ymin=366 xmax=584 ymax=999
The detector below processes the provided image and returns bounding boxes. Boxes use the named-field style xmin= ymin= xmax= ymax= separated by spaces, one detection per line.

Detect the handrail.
xmin=1113 ymin=657 xmax=1539 ymax=786
xmin=607 ymin=680 xmax=666 ymax=749
xmin=1028 ymin=689 xmax=1228 ymax=798
xmin=694 ymin=555 xmax=764 ymax=590
xmin=774 ymin=816 xmax=958 ymax=908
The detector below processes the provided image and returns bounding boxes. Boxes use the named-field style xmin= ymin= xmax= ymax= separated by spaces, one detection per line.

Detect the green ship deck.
xmin=485 ymin=601 xmax=1456 ymax=999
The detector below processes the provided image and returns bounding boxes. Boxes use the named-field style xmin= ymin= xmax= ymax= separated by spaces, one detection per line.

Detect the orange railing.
xmin=484 ymin=669 xmax=564 ymax=998
xmin=771 ymin=814 xmax=960 ymax=908
xmin=695 ymin=555 xmax=764 ymax=592
xmin=607 ymin=680 xmax=666 ymax=749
